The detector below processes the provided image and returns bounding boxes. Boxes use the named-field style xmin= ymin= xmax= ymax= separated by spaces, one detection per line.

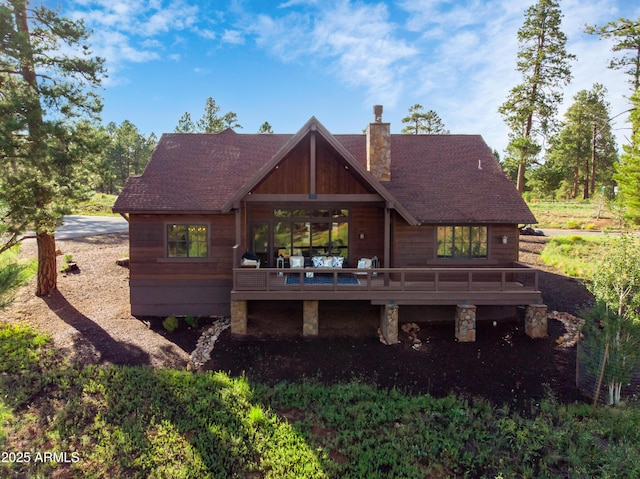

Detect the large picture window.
xmin=437 ymin=226 xmax=487 ymax=259
xmin=273 ymin=208 xmax=348 ymax=259
xmin=167 ymin=224 xmax=208 ymax=258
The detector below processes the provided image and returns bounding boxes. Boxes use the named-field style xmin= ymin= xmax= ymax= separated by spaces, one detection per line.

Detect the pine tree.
xmin=175 ymin=112 xmax=196 ymax=133
xmin=586 ymin=18 xmax=640 ymax=93
xmin=0 ymin=0 xmax=105 ymax=296
xmin=175 ymin=97 xmax=242 ymax=134
xmin=401 ymin=104 xmax=449 ymax=134
xmin=498 ymin=0 xmax=575 ymax=194
xmin=614 ymin=90 xmax=640 ymax=224
xmin=258 ymin=122 xmax=274 ymax=134
xmin=543 ymin=84 xmax=617 ymax=199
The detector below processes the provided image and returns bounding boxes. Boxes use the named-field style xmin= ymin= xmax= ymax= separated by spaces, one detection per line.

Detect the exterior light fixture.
xmin=359 ymin=231 xmax=365 ymax=240
xmin=501 ymin=235 xmax=508 ymax=244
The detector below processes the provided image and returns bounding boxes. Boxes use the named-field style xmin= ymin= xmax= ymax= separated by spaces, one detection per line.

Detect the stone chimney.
xmin=366 ymin=105 xmax=391 ymax=181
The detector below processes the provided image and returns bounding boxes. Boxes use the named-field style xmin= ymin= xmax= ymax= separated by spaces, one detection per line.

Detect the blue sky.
xmin=47 ymin=0 xmax=639 ymax=154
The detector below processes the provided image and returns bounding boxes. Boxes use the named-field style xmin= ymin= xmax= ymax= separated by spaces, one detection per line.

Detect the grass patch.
xmin=526 ymin=200 xmax=614 ymax=230
xmin=74 ymin=193 xmax=118 ymax=216
xmin=0 ymin=246 xmax=37 ymax=308
xmin=2 ymin=323 xmax=640 ymax=478
xmin=540 ymin=235 xmax=607 ymax=278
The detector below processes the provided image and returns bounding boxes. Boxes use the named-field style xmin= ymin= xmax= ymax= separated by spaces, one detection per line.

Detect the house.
xmin=113 ymin=106 xmax=546 ymax=343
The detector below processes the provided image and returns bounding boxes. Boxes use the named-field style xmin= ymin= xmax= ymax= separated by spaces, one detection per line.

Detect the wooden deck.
xmin=231 ymin=263 xmax=543 ymax=306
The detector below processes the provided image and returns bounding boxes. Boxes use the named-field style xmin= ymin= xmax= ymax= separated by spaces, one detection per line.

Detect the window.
xmin=167 ymin=224 xmax=208 ymax=258
xmin=273 ymin=208 xmax=349 ymax=259
xmin=437 ymin=226 xmax=487 ymax=259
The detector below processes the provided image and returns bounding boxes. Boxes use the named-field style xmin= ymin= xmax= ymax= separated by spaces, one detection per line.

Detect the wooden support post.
xmin=230 ymin=300 xmax=247 ymax=335
xmin=303 ymin=300 xmax=319 ymax=336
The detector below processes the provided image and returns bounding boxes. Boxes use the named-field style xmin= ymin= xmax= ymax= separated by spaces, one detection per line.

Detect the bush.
xmin=0 ymin=247 xmax=36 ymax=308
xmin=565 ymin=220 xmax=581 ymax=229
xmin=163 ymin=315 xmax=179 ymax=332
xmin=581 ymin=304 xmax=640 ymax=405
xmin=582 ymin=234 xmax=640 ymax=404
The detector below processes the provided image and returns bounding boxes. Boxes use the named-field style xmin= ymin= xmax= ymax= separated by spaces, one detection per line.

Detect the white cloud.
xmin=278 ymin=0 xmax=318 ymax=7
xmin=66 ymin=0 xmax=200 ymax=82
xmin=221 ymin=30 xmax=245 ymax=45
xmin=242 ymin=0 xmax=417 ymax=106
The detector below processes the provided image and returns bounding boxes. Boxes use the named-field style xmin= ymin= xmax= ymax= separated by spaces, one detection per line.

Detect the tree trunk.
xmin=583 ymin=155 xmax=590 ymax=200
xmin=590 ymin=122 xmax=597 ymax=198
xmin=516 ymin=157 xmax=526 ymax=194
xmin=36 ymin=232 xmax=57 ymax=297
xmin=572 ymin=167 xmax=579 ymax=199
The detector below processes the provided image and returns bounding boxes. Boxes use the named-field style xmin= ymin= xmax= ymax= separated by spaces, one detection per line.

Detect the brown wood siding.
xmin=129 ymin=214 xmax=235 ymax=280
xmin=489 ymin=224 xmax=520 ymax=264
xmin=350 ymin=205 xmax=384 ymax=264
xmin=251 ymin=133 xmax=372 ymax=196
xmin=128 ymin=214 xmax=235 ymax=316
xmin=392 ymin=219 xmax=519 ymax=267
xmin=392 ymin=217 xmax=435 ymax=267
xmin=316 ymin=136 xmax=371 ymax=195
xmin=252 ymin=137 xmax=310 ymax=194
xmin=130 ymin=279 xmax=231 ymax=317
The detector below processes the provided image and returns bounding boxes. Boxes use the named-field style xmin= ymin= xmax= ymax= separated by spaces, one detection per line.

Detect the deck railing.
xmin=233 ymin=263 xmax=539 ymax=293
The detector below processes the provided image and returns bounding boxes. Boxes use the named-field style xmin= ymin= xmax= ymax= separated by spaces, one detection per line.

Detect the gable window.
xmin=167 ymin=224 xmax=208 ymax=258
xmin=437 ymin=226 xmax=487 ymax=259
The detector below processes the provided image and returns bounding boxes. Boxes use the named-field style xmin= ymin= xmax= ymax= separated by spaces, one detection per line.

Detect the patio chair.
xmin=356 ymin=256 xmax=379 ymax=276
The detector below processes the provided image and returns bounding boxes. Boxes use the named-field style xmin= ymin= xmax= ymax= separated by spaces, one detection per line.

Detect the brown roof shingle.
xmin=114 ymin=125 xmax=536 ymax=225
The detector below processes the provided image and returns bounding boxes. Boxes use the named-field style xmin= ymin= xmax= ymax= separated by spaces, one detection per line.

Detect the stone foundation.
xmin=455 ymin=305 xmax=476 ymax=342
xmin=379 ymin=303 xmax=399 ymax=344
xmin=230 ymin=300 xmax=247 ymax=335
xmin=525 ymin=304 xmax=548 ymax=339
xmin=303 ymin=300 xmax=319 ymax=336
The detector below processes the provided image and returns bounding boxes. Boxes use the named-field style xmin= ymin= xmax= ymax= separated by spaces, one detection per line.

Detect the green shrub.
xmin=184 ymin=315 xmax=198 ymax=328
xmin=565 ymin=220 xmax=581 ymax=229
xmin=163 ymin=315 xmax=179 ymax=332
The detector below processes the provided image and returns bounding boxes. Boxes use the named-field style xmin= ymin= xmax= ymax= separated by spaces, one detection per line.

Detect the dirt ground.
xmin=1 ymin=234 xmax=593 ymax=406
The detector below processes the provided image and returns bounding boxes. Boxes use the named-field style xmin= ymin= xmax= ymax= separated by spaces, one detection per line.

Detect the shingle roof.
xmin=113 ymin=131 xmax=293 ymax=213
xmin=113 ymin=124 xmax=536 ymax=225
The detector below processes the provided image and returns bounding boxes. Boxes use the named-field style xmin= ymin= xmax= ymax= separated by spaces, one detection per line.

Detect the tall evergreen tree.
xmin=587 ymin=18 xmax=640 ymax=141
xmin=175 ymin=97 xmax=242 ymax=133
xmin=498 ymin=0 xmax=575 ymax=194
xmin=586 ymin=18 xmax=640 ymax=93
xmin=258 ymin=121 xmax=274 ymax=134
xmin=541 ymin=84 xmax=617 ymax=199
xmin=614 ymin=90 xmax=640 ymax=224
xmin=0 ymin=0 xmax=105 ymax=296
xmin=92 ymin=121 xmax=156 ymax=194
xmin=175 ymin=112 xmax=196 ymax=133
xmin=401 ymin=104 xmax=449 ymax=134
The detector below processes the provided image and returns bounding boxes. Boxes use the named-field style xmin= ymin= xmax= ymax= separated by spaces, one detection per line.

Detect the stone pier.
xmin=455 ymin=305 xmax=476 ymax=342
xmin=303 ymin=300 xmax=319 ymax=336
xmin=525 ymin=304 xmax=548 ymax=338
xmin=230 ymin=300 xmax=247 ymax=335
xmin=379 ymin=303 xmax=399 ymax=344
